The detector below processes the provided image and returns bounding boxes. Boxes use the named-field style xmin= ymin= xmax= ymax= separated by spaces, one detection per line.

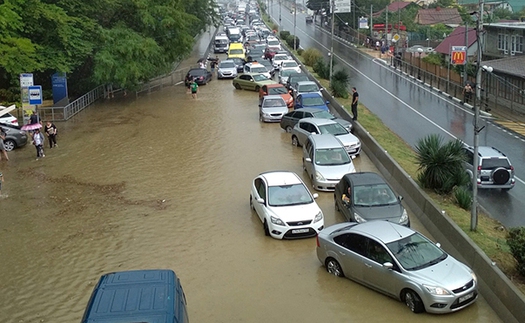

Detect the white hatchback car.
xmin=0 ymin=112 xmax=19 ymax=126
xmin=280 ymin=60 xmax=301 ymax=74
xmin=259 ymin=95 xmax=288 ymax=123
xmin=250 ymin=171 xmax=324 ymax=239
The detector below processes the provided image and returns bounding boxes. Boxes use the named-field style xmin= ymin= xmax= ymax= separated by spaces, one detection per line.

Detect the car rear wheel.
xmin=334 ymin=194 xmax=340 ymax=211
xmin=325 ymin=258 xmax=344 ymax=277
xmin=291 ymin=135 xmax=299 ymax=146
xmin=285 ymin=125 xmax=293 ymax=133
xmin=263 ymin=220 xmax=270 ymax=236
xmin=3 ymin=140 xmax=15 ymax=152
xmin=403 ymin=289 xmax=425 ymax=313
xmin=255 ymin=86 xmax=260 ymax=91
xmin=234 ymin=83 xmax=242 ymax=90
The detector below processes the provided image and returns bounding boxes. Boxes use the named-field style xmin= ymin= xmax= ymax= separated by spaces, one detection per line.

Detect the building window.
xmin=498 ymin=33 xmax=509 ymax=52
xmin=511 ymin=35 xmax=523 ymax=53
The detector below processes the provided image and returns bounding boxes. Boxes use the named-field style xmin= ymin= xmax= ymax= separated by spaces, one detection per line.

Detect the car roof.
xmin=296 ymin=81 xmax=317 ymax=86
xmin=350 ymin=221 xmax=415 ymax=244
xmin=477 ymin=146 xmax=507 ymax=158
xmin=265 ymin=83 xmax=286 ymax=88
xmin=259 ymin=171 xmax=302 ymax=186
xmin=307 ymin=133 xmax=344 ymax=149
xmin=294 ymin=107 xmax=330 ymax=113
xmin=263 ymin=95 xmax=285 ymax=101
xmin=299 ymin=117 xmax=335 ymax=126
xmin=343 ymin=172 xmax=386 ymax=186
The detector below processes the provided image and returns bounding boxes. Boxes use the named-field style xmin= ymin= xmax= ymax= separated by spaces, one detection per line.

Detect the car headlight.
xmin=354 ymin=213 xmax=367 ymax=223
xmin=423 ymin=284 xmax=450 ymax=295
xmin=315 ymin=171 xmax=325 ymax=181
xmin=314 ymin=211 xmax=323 ymax=223
xmin=399 ymin=209 xmax=408 ymax=224
xmin=270 ymin=216 xmax=285 ymax=226
xmin=471 ymin=271 xmax=477 ymax=283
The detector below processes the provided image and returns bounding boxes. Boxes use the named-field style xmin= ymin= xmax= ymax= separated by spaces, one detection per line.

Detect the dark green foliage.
xmin=453 ymin=186 xmax=472 ymax=210
xmin=297 ymin=48 xmax=304 ymax=56
xmin=508 ymin=227 xmax=525 ymax=276
xmin=279 ymin=30 xmax=291 ymax=40
xmin=285 ymin=35 xmax=300 ymax=50
xmin=302 ymin=48 xmax=322 ymax=66
xmin=414 ymin=134 xmax=468 ymax=194
xmin=330 ymin=70 xmax=350 ymax=98
xmin=313 ymin=57 xmax=330 ymax=80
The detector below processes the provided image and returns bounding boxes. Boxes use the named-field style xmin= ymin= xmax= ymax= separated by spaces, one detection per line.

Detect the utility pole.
xmin=293 ymin=0 xmax=297 ymax=50
xmin=370 ymin=5 xmax=373 ymax=39
xmin=330 ymin=0 xmax=335 ymax=82
xmin=471 ymin=0 xmax=484 ymax=231
xmin=385 ymin=7 xmax=388 ymax=45
xmin=279 ymin=0 xmax=282 ymax=26
xmin=464 ymin=21 xmax=469 ymax=85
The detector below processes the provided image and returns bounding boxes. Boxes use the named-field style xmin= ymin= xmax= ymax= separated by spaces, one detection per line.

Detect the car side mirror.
xmin=305 ymin=157 xmax=312 ymax=163
xmin=326 ymin=100 xmax=330 ymax=104
xmin=436 ymin=242 xmax=441 ymax=248
xmin=312 ymin=193 xmax=319 ymax=199
xmin=398 ymin=195 xmax=403 ymax=201
xmin=257 ymin=197 xmax=265 ymax=204
xmin=383 ymin=262 xmax=394 ymax=269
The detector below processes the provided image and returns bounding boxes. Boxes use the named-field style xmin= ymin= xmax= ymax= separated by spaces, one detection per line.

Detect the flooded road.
xmin=0 ymin=34 xmax=502 ymax=322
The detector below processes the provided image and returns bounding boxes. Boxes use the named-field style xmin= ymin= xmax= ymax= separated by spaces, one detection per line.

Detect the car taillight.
xmin=316 ymin=235 xmax=320 ymax=248
xmin=477 ymin=165 xmax=482 ymax=172
xmin=11 ymin=120 xmax=17 ymax=124
xmin=510 ymin=165 xmax=514 ymax=171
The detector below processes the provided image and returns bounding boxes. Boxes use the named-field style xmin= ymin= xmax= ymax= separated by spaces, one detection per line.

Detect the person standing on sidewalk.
xmin=32 ymin=128 xmax=45 ymax=159
xmin=351 ymin=87 xmax=359 ymax=121
xmin=44 ymin=121 xmax=58 ymax=148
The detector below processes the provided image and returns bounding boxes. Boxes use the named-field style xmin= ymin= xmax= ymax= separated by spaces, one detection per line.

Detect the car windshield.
xmin=268 ymin=40 xmax=280 ymax=46
xmin=268 ymin=183 xmax=313 ymax=206
xmin=319 ymin=123 xmax=347 ymax=136
xmin=353 ymin=183 xmax=398 ymax=207
xmin=274 ymin=55 xmax=288 ymax=61
xmin=263 ymin=98 xmax=285 ymax=107
xmin=302 ymin=96 xmax=325 ymax=106
xmin=190 ymin=69 xmax=206 ymax=76
xmin=298 ymin=84 xmax=319 ymax=92
xmin=315 ymin=148 xmax=351 ymax=165
xmin=268 ymin=87 xmax=288 ymax=95
xmin=251 ymin=66 xmax=267 ymax=73
xmin=282 ymin=61 xmax=298 ymax=68
xmin=253 ymin=74 xmax=269 ymax=81
xmin=230 ymin=49 xmax=244 ymax=54
xmin=280 ymin=70 xmax=295 ymax=77
xmin=387 ymin=233 xmax=447 ymax=271
xmin=481 ymin=158 xmax=510 ymax=169
xmin=312 ymin=111 xmax=335 ymax=119
xmin=220 ymin=62 xmax=235 ymax=68
xmin=290 ymin=76 xmax=309 ymax=85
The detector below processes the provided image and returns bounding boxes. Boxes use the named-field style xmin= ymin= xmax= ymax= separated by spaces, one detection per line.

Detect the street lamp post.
xmin=417 ymin=47 xmax=423 ymax=80
xmin=279 ymin=0 xmax=282 ymax=26
xmin=329 ymin=0 xmax=335 ymax=82
xmin=293 ymin=0 xmax=297 ymax=50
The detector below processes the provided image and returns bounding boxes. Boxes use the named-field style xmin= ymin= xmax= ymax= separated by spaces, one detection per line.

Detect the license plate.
xmin=459 ymin=292 xmax=473 ymax=303
xmin=292 ymin=228 xmax=309 ymax=234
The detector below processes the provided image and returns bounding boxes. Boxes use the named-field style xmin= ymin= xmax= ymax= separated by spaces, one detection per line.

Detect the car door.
xmin=296 ymin=121 xmax=313 ymax=146
xmin=295 ymin=94 xmax=303 ymax=109
xmin=245 ymin=75 xmax=256 ymax=90
xmin=259 ymin=85 xmax=268 ymax=105
xmin=252 ymin=177 xmax=267 ymax=223
xmin=336 ymin=177 xmax=353 ymax=222
xmin=332 ymin=233 xmax=367 ymax=282
xmin=362 ymin=238 xmax=400 ymax=298
xmin=303 ymin=138 xmax=314 ymax=180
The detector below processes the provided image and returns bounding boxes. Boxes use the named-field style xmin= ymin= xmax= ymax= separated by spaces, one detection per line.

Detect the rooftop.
xmin=415 ymin=7 xmax=462 ymax=26
xmin=435 ymin=26 xmax=477 ymax=55
xmin=482 ymin=55 xmax=525 ymax=78
xmin=484 ymin=22 xmax=525 ymax=30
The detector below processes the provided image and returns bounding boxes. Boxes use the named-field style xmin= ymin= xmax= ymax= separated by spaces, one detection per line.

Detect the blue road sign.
xmin=28 ymin=85 xmax=43 ymax=105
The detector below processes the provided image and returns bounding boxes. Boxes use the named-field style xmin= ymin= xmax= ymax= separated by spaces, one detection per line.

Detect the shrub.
xmin=279 ymin=30 xmax=290 ymax=40
xmin=453 ymin=186 xmax=472 ymax=210
xmin=297 ymin=48 xmax=304 ymax=56
xmin=414 ymin=134 xmax=467 ymax=194
xmin=508 ymin=227 xmax=525 ymax=276
xmin=285 ymin=35 xmax=300 ymax=50
xmin=302 ymin=48 xmax=323 ymax=67
xmin=330 ymin=80 xmax=349 ymax=98
xmin=313 ymin=58 xmax=330 ymax=80
xmin=271 ymin=23 xmax=279 ymax=32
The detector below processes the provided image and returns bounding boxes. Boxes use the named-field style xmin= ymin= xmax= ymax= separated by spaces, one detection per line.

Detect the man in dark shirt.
xmin=29 ymin=110 xmax=40 ymax=124
xmin=351 ymin=87 xmax=359 ymax=121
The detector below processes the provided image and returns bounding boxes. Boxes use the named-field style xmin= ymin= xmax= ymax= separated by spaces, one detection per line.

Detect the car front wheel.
xmin=234 ymin=83 xmax=242 ymax=90
xmin=285 ymin=125 xmax=293 ymax=133
xmin=403 ymin=289 xmax=425 ymax=313
xmin=3 ymin=140 xmax=15 ymax=151
xmin=263 ymin=220 xmax=270 ymax=236
xmin=325 ymin=258 xmax=344 ymax=277
xmin=255 ymin=85 xmax=260 ymax=91
xmin=291 ymin=135 xmax=299 ymax=146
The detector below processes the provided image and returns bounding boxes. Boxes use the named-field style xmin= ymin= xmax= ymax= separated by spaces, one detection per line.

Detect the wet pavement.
xmin=0 ymin=30 xmax=502 ymax=322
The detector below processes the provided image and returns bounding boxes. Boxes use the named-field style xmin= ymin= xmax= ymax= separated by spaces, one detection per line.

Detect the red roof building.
xmin=415 ymin=7 xmax=463 ymax=26
xmin=373 ymin=1 xmax=415 ymax=17
xmin=435 ymin=26 xmax=477 ymax=57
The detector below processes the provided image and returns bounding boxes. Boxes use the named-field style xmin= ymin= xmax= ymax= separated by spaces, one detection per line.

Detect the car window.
xmin=334 ymin=233 xmax=367 ymax=256
xmin=299 ymin=84 xmax=319 ymax=92
xmin=353 ymin=183 xmax=397 ymax=206
xmin=481 ymin=158 xmax=510 ymax=169
xmin=318 ymin=123 xmax=348 ymax=136
xmin=268 ymin=87 xmax=287 ymax=95
xmin=366 ymin=239 xmax=393 ymax=264
xmin=220 ymin=62 xmax=235 ymax=68
xmin=267 ymin=184 xmax=313 ymax=206
xmin=303 ymin=96 xmax=325 ymax=106
xmin=312 ymin=111 xmax=334 ymax=119
xmin=283 ymin=61 xmax=298 ymax=67
xmin=299 ymin=122 xmax=311 ymax=132
xmin=254 ymin=178 xmax=265 ymax=200
xmin=292 ymin=111 xmax=303 ymax=119
xmin=253 ymin=74 xmax=269 ymax=81
xmin=463 ymin=149 xmax=474 ymax=165
xmin=263 ymin=98 xmax=285 ymax=107
xmin=315 ymin=148 xmax=351 ymax=166
xmin=387 ymin=233 xmax=447 ymax=271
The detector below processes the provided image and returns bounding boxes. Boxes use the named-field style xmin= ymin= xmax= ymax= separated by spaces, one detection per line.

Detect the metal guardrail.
xmin=37 ymin=85 xmax=105 ymax=121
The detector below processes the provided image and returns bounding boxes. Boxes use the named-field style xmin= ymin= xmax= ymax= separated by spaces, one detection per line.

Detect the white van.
xmin=214 ymin=34 xmax=230 ymax=53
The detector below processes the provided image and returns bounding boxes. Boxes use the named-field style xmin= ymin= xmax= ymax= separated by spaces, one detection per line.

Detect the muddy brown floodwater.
xmin=0 ymin=33 xmax=502 ymax=323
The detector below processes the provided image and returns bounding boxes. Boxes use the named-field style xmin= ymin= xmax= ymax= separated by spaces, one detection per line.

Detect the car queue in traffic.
xmin=189 ymin=0 xmax=479 ymax=315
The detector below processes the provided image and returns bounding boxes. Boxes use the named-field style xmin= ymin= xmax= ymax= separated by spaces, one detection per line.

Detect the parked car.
xmin=280 ymin=108 xmax=352 ymax=133
xmin=462 ymin=145 xmax=515 ymax=190
xmin=244 ymin=62 xmax=271 ymax=79
xmin=257 ymin=59 xmax=276 ymax=77
xmin=259 ymin=84 xmax=293 ymax=108
xmin=217 ymin=60 xmax=238 ymax=79
xmin=0 ymin=123 xmax=28 ymax=151
xmin=291 ymin=118 xmax=361 ymax=156
xmin=286 ymin=73 xmax=310 ymax=92
xmin=259 ymin=95 xmax=288 ymax=123
xmin=294 ymin=93 xmax=329 ymax=111
xmin=316 ymin=221 xmax=478 ymax=313
xmin=278 ymin=69 xmax=297 ymax=85
xmin=293 ymin=81 xmax=322 ymax=100
xmin=0 ymin=112 xmax=19 ymax=126
xmin=231 ymin=57 xmax=247 ymax=73
xmin=185 ymin=68 xmax=212 ymax=85
xmin=280 ymin=60 xmax=302 ymax=74
xmin=232 ymin=73 xmax=277 ymax=91
xmin=272 ymin=53 xmax=290 ymax=69
xmin=303 ymin=134 xmax=356 ymax=191
xmin=334 ymin=172 xmax=409 ymax=226
xmin=250 ymin=171 xmax=324 ymax=239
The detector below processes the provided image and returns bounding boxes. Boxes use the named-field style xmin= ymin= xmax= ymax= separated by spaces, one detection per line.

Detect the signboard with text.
xmin=451 ymin=46 xmax=467 ymax=65
xmin=334 ymin=0 xmax=351 ymax=13
xmin=359 ymin=17 xmax=368 ymax=29
xmin=19 ymin=73 xmax=34 ymax=108
xmin=28 ymin=85 xmax=43 ymax=105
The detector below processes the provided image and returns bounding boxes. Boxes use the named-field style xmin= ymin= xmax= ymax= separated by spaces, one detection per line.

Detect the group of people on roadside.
xmin=29 ymin=111 xmax=58 ymax=160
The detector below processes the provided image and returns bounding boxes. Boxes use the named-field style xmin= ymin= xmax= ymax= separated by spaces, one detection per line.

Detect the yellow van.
xmin=228 ymin=43 xmax=245 ymax=60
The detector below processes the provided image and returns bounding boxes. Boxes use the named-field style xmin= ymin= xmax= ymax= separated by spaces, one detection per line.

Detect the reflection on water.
xmin=0 ymin=45 xmax=501 ymax=323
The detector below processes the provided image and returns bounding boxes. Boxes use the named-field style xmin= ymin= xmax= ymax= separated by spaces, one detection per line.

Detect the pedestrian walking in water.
xmin=191 ymin=79 xmax=199 ymax=99
xmin=29 ymin=110 xmax=40 ymax=124
xmin=32 ymin=128 xmax=45 ymax=159
xmin=0 ymin=127 xmax=9 ymax=161
xmin=463 ymin=83 xmax=473 ymax=104
xmin=44 ymin=121 xmax=58 ymax=148
xmin=351 ymin=87 xmax=359 ymax=121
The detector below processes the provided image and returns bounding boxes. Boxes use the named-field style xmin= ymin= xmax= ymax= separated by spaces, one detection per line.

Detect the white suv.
xmin=462 ymin=146 xmax=515 ymax=190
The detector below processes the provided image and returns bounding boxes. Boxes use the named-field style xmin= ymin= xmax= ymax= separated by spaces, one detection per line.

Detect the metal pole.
xmin=279 ymin=0 xmax=282 ymax=26
xmin=294 ymin=0 xmax=297 ymax=50
xmin=385 ymin=7 xmax=388 ymax=46
xmin=471 ymin=0 xmax=484 ymax=231
xmin=330 ymin=0 xmax=335 ymax=82
xmin=464 ymin=21 xmax=469 ymax=85
xmin=370 ymin=5 xmax=373 ymax=39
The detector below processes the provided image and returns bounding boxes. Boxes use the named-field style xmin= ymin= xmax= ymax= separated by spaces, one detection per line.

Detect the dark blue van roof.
xmin=82 ymin=269 xmax=185 ymax=323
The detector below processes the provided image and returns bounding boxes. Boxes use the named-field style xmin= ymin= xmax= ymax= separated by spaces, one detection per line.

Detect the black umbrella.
xmin=197 ymin=58 xmax=206 ymax=63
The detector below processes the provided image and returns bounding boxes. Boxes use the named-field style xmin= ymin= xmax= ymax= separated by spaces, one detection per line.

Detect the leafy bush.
xmin=279 ymin=30 xmax=290 ymax=40
xmin=508 ymin=227 xmax=525 ymax=276
xmin=453 ymin=186 xmax=472 ymax=210
xmin=302 ymin=48 xmax=322 ymax=67
xmin=313 ymin=58 xmax=330 ymax=80
xmin=330 ymin=80 xmax=348 ymax=98
xmin=271 ymin=23 xmax=279 ymax=32
xmin=414 ymin=134 xmax=468 ymax=194
xmin=297 ymin=48 xmax=304 ymax=56
xmin=285 ymin=35 xmax=300 ymax=50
